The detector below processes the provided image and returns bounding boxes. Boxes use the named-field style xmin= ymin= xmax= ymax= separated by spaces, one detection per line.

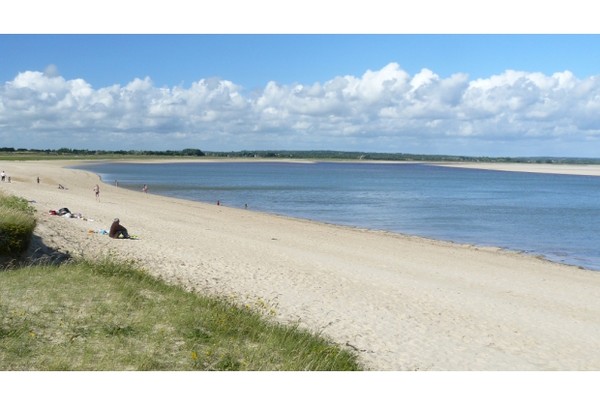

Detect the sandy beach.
xmin=2 ymin=159 xmax=600 ymax=371
xmin=434 ymin=162 xmax=600 ymax=177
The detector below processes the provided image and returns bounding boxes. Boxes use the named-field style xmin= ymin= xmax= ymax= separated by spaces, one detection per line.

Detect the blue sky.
xmin=3 ymin=35 xmax=600 ymax=90
xmin=1 ymin=3 xmax=600 ymax=157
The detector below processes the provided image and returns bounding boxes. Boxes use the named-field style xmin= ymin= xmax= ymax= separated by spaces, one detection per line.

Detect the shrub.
xmin=0 ymin=194 xmax=35 ymax=215
xmin=0 ymin=194 xmax=36 ymax=256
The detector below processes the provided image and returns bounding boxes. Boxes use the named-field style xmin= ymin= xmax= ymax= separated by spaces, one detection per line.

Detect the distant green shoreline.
xmin=1 ymin=147 xmax=599 ymax=165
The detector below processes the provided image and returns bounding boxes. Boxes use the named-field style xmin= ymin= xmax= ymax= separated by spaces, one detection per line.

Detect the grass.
xmin=0 ymin=193 xmax=36 ymax=215
xmin=0 ymin=258 xmax=361 ymax=371
xmin=0 ymin=193 xmax=36 ymax=256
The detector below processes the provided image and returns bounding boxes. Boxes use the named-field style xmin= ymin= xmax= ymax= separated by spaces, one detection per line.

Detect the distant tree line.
xmin=0 ymin=147 xmax=206 ymax=157
xmin=203 ymin=150 xmax=600 ymax=164
xmin=1 ymin=147 xmax=599 ymax=164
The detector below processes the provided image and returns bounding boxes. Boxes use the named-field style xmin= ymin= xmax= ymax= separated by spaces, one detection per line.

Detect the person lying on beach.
xmin=109 ymin=218 xmax=130 ymax=239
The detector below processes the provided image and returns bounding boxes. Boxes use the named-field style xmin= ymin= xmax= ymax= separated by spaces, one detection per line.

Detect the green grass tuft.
xmin=0 ymin=192 xmax=36 ymax=255
xmin=0 ymin=193 xmax=36 ymax=215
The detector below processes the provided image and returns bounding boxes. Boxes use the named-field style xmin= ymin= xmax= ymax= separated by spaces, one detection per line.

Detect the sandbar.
xmin=434 ymin=162 xmax=600 ymax=177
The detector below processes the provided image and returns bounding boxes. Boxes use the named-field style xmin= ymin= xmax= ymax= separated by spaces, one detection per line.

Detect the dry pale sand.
xmin=2 ymin=160 xmax=600 ymax=371
xmin=434 ymin=162 xmax=600 ymax=177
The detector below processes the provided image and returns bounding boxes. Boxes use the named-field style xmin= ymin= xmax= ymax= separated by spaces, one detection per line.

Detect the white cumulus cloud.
xmin=1 ymin=62 xmax=600 ymax=156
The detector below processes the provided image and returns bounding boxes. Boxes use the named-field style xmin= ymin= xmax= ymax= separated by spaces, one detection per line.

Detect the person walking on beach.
xmin=1 ymin=171 xmax=5 ymax=182
xmin=93 ymin=184 xmax=100 ymax=201
xmin=142 ymin=184 xmax=148 ymax=193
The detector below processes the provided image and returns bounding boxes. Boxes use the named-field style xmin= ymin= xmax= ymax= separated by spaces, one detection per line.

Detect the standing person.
xmin=37 ymin=176 xmax=40 ymax=184
xmin=142 ymin=184 xmax=148 ymax=193
xmin=1 ymin=171 xmax=5 ymax=182
xmin=109 ymin=218 xmax=130 ymax=239
xmin=93 ymin=184 xmax=100 ymax=201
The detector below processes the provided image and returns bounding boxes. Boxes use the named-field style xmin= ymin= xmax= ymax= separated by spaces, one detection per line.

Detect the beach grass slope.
xmin=0 ymin=258 xmax=359 ymax=371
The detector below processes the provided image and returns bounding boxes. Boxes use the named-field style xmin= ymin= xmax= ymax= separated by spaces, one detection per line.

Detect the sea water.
xmin=73 ymin=161 xmax=600 ymax=271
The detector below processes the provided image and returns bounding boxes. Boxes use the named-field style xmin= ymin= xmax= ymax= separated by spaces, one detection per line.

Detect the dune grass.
xmin=0 ymin=193 xmax=36 ymax=256
xmin=0 ymin=258 xmax=361 ymax=371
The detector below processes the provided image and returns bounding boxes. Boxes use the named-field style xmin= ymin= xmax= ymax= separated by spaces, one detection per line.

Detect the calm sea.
xmin=73 ymin=161 xmax=600 ymax=271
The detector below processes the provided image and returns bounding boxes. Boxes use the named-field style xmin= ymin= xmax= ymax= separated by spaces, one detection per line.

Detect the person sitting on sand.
xmin=109 ymin=218 xmax=130 ymax=239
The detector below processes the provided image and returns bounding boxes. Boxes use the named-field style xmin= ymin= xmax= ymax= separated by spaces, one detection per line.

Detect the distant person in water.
xmin=109 ymin=218 xmax=130 ymax=239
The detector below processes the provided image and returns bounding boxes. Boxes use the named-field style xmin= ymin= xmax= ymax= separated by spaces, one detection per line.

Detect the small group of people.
xmin=95 ymin=182 xmax=147 ymax=196
xmin=1 ymin=170 xmax=10 ymax=183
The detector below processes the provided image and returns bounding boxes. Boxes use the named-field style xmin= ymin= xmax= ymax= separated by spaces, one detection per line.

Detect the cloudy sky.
xmin=1 ymin=2 xmax=599 ymax=157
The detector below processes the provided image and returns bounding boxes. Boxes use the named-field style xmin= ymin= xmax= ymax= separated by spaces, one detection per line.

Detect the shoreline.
xmin=75 ymin=158 xmax=600 ymax=271
xmin=76 ymin=157 xmax=600 ymax=177
xmin=72 ymin=157 xmax=600 ymax=184
xmin=2 ymin=159 xmax=600 ymax=370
